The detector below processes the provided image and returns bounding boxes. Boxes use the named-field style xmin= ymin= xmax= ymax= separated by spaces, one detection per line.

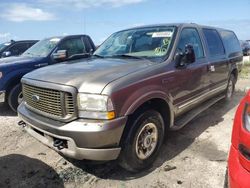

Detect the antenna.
xmin=83 ymin=15 xmax=86 ymax=34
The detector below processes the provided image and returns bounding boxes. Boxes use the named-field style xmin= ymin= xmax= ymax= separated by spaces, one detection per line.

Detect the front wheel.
xmin=8 ymin=84 xmax=23 ymax=112
xmin=119 ymin=110 xmax=165 ymax=172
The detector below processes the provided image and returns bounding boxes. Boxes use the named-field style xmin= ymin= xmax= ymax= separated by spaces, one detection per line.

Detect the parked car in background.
xmin=241 ymin=40 xmax=250 ymax=56
xmin=0 ymin=40 xmax=38 ymax=58
xmin=228 ymin=89 xmax=250 ymax=188
xmin=0 ymin=35 xmax=96 ymax=112
xmin=18 ymin=23 xmax=242 ymax=172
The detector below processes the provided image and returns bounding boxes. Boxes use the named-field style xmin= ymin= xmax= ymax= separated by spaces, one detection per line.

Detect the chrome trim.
xmin=0 ymin=91 xmax=5 ymax=103
xmin=178 ymin=84 xmax=227 ymax=110
xmin=22 ymin=78 xmax=78 ymax=122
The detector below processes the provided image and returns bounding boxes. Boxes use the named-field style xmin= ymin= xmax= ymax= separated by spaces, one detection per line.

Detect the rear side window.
xmin=27 ymin=42 xmax=36 ymax=48
xmin=219 ymin=30 xmax=241 ymax=54
xmin=202 ymin=29 xmax=225 ymax=56
xmin=8 ymin=43 xmax=29 ymax=55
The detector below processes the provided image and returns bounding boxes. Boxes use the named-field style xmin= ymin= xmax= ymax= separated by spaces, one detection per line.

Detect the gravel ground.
xmin=0 ymin=65 xmax=249 ymax=188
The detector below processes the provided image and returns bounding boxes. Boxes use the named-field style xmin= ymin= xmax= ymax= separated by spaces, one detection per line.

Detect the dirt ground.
xmin=0 ymin=63 xmax=249 ymax=188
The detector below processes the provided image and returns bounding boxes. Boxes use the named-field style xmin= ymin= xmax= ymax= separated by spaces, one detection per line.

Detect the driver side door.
xmin=52 ymin=37 xmax=86 ymax=63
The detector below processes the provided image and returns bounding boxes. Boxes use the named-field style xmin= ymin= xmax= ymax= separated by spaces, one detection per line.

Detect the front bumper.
xmin=18 ymin=102 xmax=127 ymax=161
xmin=228 ymin=145 xmax=250 ymax=188
xmin=0 ymin=90 xmax=5 ymax=103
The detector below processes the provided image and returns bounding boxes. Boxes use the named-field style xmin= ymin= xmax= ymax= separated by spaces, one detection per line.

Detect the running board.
xmin=170 ymin=95 xmax=225 ymax=131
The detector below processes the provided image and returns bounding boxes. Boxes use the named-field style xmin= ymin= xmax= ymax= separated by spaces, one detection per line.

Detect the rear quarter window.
xmin=202 ymin=28 xmax=225 ymax=56
xmin=219 ymin=30 xmax=241 ymax=54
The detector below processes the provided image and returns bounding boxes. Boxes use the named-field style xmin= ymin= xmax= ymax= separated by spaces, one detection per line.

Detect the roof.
xmin=119 ymin=23 xmax=233 ymax=33
xmin=44 ymin=34 xmax=89 ymax=40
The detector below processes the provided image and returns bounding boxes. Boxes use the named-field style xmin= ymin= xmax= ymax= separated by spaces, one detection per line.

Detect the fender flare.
xmin=124 ymin=90 xmax=174 ymax=127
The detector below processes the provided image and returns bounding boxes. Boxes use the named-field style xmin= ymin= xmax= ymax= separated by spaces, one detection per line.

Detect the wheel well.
xmin=231 ymin=68 xmax=238 ymax=82
xmin=120 ymin=98 xmax=171 ymax=146
xmin=6 ymin=78 xmax=22 ymax=97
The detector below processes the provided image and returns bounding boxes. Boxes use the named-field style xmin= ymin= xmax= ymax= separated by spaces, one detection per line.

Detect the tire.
xmin=225 ymin=74 xmax=235 ymax=101
xmin=119 ymin=110 xmax=165 ymax=172
xmin=224 ymin=167 xmax=228 ymax=188
xmin=8 ymin=84 xmax=23 ymax=112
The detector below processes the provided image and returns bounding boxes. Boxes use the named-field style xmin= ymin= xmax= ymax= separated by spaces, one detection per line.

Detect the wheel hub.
xmin=227 ymin=81 xmax=233 ymax=98
xmin=143 ymin=134 xmax=153 ymax=148
xmin=135 ymin=123 xmax=158 ymax=160
xmin=18 ymin=92 xmax=23 ymax=104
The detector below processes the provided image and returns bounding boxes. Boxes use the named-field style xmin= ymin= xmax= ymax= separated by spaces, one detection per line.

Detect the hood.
xmin=0 ymin=55 xmax=44 ymax=66
xmin=23 ymin=57 xmax=154 ymax=94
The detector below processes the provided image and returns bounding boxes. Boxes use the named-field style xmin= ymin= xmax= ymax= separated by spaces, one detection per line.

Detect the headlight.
xmin=244 ymin=103 xmax=250 ymax=131
xmin=0 ymin=72 xmax=2 ymax=79
xmin=78 ymin=93 xmax=115 ymax=120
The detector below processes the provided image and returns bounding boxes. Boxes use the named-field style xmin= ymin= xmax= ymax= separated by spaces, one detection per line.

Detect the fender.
xmin=227 ymin=54 xmax=242 ymax=81
xmin=124 ymin=90 xmax=175 ymax=127
xmin=2 ymin=68 xmax=35 ymax=91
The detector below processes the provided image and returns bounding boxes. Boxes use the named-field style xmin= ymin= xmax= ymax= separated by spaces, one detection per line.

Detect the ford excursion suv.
xmin=0 ymin=35 xmax=95 ymax=112
xmin=18 ymin=23 xmax=243 ymax=172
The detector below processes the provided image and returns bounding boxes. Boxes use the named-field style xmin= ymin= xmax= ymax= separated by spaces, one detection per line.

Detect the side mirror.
xmin=2 ymin=51 xmax=11 ymax=57
xmin=52 ymin=50 xmax=68 ymax=61
xmin=175 ymin=44 xmax=196 ymax=67
xmin=89 ymin=48 xmax=94 ymax=54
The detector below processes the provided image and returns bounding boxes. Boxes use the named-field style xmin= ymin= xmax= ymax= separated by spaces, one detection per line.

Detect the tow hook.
xmin=53 ymin=139 xmax=64 ymax=150
xmin=18 ymin=120 xmax=26 ymax=128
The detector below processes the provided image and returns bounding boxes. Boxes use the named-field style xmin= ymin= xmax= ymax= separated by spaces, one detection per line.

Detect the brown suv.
xmin=18 ymin=23 xmax=243 ymax=172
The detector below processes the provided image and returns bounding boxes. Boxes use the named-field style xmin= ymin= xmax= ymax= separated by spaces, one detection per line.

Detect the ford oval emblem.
xmin=31 ymin=95 xmax=40 ymax=102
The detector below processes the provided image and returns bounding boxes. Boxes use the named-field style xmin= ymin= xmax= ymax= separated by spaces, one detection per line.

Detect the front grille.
xmin=23 ymin=84 xmax=75 ymax=120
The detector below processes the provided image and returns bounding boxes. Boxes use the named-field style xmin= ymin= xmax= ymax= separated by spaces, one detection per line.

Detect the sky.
xmin=1 ymin=0 xmax=250 ymax=45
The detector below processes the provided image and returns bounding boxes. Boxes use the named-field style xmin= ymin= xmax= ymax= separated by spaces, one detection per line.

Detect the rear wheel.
xmin=119 ymin=110 xmax=165 ymax=172
xmin=8 ymin=84 xmax=22 ymax=112
xmin=225 ymin=74 xmax=235 ymax=101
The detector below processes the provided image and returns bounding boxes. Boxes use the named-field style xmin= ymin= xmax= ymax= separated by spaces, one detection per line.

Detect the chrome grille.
xmin=23 ymin=84 xmax=75 ymax=119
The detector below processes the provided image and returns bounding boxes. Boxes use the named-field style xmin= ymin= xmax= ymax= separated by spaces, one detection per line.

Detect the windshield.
xmin=22 ymin=38 xmax=61 ymax=57
xmin=94 ymin=26 xmax=176 ymax=61
xmin=0 ymin=42 xmax=11 ymax=51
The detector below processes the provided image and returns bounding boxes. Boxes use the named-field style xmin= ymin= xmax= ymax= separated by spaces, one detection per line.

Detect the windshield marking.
xmin=152 ymin=31 xmax=173 ymax=38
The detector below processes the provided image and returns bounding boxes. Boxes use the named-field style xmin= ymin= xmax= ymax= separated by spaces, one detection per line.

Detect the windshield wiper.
xmin=23 ymin=52 xmax=35 ymax=56
xmin=93 ymin=54 xmax=104 ymax=58
xmin=107 ymin=54 xmax=143 ymax=59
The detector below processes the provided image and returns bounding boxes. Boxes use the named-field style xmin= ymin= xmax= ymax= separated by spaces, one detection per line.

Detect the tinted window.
xmin=219 ymin=30 xmax=241 ymax=54
xmin=9 ymin=43 xmax=29 ymax=55
xmin=202 ymin=29 xmax=225 ymax=56
xmin=27 ymin=42 xmax=36 ymax=48
xmin=58 ymin=38 xmax=86 ymax=57
xmin=177 ymin=28 xmax=204 ymax=59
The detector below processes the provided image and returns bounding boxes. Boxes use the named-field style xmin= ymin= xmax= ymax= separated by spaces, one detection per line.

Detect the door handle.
xmin=35 ymin=63 xmax=48 ymax=67
xmin=208 ymin=65 xmax=215 ymax=72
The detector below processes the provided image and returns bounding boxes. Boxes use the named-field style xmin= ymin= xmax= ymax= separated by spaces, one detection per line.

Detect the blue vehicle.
xmin=0 ymin=40 xmax=38 ymax=58
xmin=0 ymin=35 xmax=95 ymax=112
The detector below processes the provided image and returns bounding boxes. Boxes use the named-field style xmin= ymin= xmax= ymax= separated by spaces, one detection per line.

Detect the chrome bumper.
xmin=0 ymin=91 xmax=5 ymax=103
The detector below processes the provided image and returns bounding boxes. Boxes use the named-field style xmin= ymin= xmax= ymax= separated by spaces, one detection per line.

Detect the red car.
xmin=228 ymin=90 xmax=250 ymax=187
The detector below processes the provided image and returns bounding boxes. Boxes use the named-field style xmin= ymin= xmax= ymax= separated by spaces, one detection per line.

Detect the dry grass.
xmin=240 ymin=61 xmax=250 ymax=78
